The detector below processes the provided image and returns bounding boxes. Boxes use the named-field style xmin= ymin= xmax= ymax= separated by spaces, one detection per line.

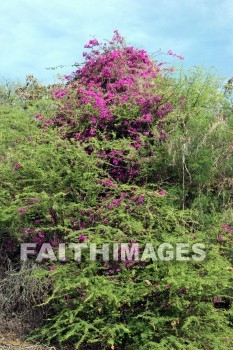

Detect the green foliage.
xmin=151 ymin=67 xmax=233 ymax=214
xmin=0 ymin=62 xmax=232 ymax=349
xmin=28 ymin=203 xmax=232 ymax=349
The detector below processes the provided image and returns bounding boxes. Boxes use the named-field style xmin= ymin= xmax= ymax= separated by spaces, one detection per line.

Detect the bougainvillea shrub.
xmin=0 ymin=32 xmax=232 ymax=349
xmin=39 ymin=31 xmax=177 ymax=184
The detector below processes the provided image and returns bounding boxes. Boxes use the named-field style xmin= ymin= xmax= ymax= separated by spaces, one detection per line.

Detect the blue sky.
xmin=0 ymin=0 xmax=232 ymax=84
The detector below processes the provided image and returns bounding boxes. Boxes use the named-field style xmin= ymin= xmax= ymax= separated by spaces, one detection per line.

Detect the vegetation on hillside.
xmin=0 ymin=32 xmax=232 ymax=349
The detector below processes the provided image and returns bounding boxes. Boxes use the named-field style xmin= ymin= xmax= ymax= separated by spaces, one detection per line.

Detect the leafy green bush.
xmin=0 ymin=33 xmax=232 ymax=349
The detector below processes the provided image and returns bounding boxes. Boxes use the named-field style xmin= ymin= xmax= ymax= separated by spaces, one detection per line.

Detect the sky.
xmin=0 ymin=0 xmax=233 ymax=84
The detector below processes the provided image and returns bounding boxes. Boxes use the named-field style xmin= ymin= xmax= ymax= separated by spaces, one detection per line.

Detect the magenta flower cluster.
xmin=10 ymin=32 xmax=171 ymax=258
xmin=218 ymin=223 xmax=233 ymax=241
xmin=46 ymin=31 xmax=175 ymax=182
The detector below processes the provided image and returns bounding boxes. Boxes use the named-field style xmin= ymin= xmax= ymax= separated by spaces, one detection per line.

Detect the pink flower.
xmin=34 ymin=113 xmax=42 ymax=119
xmin=73 ymin=133 xmax=80 ymax=140
xmin=25 ymin=227 xmax=35 ymax=233
xmin=133 ymin=142 xmax=141 ymax=149
xmin=156 ymin=108 xmax=165 ymax=117
xmin=51 ymin=241 xmax=59 ymax=247
xmin=13 ymin=163 xmax=21 ymax=171
xmin=155 ymin=95 xmax=162 ymax=102
xmin=91 ymin=117 xmax=97 ymax=124
xmin=29 ymin=198 xmax=38 ymax=203
xmin=37 ymin=231 xmax=45 ymax=238
xmin=79 ymin=235 xmax=88 ymax=242
xmin=89 ymin=127 xmax=96 ymax=136
xmin=167 ymin=50 xmax=184 ymax=60
xmin=158 ymin=190 xmax=166 ymax=196
xmin=55 ymin=90 xmax=67 ymax=99
xmin=142 ymin=114 xmax=152 ymax=123
xmin=218 ymin=235 xmax=223 ymax=241
xmin=138 ymin=196 xmax=144 ymax=204
xmin=44 ymin=119 xmax=53 ymax=125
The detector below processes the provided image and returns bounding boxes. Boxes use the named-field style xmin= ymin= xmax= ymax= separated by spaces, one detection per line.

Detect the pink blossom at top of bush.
xmin=47 ymin=31 xmax=175 ymax=183
xmin=51 ymin=31 xmax=173 ymax=138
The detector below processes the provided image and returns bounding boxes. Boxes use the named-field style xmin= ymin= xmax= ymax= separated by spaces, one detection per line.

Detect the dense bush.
xmin=0 ymin=32 xmax=232 ymax=349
